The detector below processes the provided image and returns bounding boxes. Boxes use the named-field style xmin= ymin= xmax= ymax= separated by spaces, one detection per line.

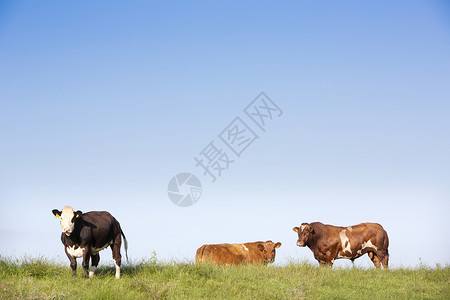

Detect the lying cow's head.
xmin=52 ymin=206 xmax=82 ymax=236
xmin=293 ymin=223 xmax=314 ymax=247
xmin=257 ymin=240 xmax=282 ymax=264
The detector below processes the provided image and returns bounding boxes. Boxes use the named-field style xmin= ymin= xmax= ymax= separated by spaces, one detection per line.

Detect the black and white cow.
xmin=52 ymin=206 xmax=128 ymax=279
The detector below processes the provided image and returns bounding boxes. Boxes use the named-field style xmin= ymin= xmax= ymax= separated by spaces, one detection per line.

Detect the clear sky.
xmin=1 ymin=1 xmax=449 ymax=268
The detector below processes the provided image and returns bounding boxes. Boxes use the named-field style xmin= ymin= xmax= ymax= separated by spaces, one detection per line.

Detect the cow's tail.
xmin=121 ymin=229 xmax=129 ymax=263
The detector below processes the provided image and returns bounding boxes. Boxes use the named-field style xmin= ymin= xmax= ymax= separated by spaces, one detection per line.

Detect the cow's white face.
xmin=52 ymin=206 xmax=82 ymax=236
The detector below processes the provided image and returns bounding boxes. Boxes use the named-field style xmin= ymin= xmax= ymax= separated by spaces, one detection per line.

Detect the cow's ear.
xmin=310 ymin=227 xmax=315 ymax=234
xmin=293 ymin=227 xmax=299 ymax=232
xmin=257 ymin=244 xmax=265 ymax=252
xmin=52 ymin=209 xmax=61 ymax=218
xmin=275 ymin=242 xmax=282 ymax=248
xmin=75 ymin=211 xmax=82 ymax=218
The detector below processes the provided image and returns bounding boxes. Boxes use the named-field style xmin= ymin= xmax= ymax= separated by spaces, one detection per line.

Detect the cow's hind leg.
xmin=377 ymin=250 xmax=389 ymax=269
xmin=381 ymin=255 xmax=389 ymax=269
xmin=90 ymin=253 xmax=100 ymax=278
xmin=82 ymin=248 xmax=92 ymax=279
xmin=112 ymin=234 xmax=122 ymax=279
xmin=368 ymin=251 xmax=381 ymax=269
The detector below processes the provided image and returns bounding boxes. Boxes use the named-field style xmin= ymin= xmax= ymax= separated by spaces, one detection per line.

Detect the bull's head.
xmin=293 ymin=223 xmax=314 ymax=247
xmin=257 ymin=240 xmax=282 ymax=264
xmin=52 ymin=206 xmax=82 ymax=236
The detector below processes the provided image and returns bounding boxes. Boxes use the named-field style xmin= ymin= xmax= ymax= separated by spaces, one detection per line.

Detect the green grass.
xmin=1 ymin=255 xmax=448 ymax=299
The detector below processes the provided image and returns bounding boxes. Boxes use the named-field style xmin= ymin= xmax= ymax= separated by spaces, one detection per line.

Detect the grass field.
xmin=1 ymin=255 xmax=448 ymax=299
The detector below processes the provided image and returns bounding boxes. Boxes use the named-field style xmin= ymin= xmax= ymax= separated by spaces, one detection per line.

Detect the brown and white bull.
xmin=293 ymin=222 xmax=389 ymax=269
xmin=195 ymin=241 xmax=282 ymax=265
xmin=52 ymin=206 xmax=128 ymax=278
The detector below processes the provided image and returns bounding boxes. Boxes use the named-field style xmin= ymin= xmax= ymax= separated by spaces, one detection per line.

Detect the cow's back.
xmin=343 ymin=223 xmax=388 ymax=247
xmin=77 ymin=211 xmax=122 ymax=248
xmin=196 ymin=244 xmax=248 ymax=265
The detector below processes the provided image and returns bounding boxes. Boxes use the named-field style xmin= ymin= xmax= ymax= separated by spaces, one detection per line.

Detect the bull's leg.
xmin=381 ymin=255 xmax=389 ymax=269
xmin=90 ymin=253 xmax=100 ymax=278
xmin=368 ymin=251 xmax=381 ymax=269
xmin=82 ymin=248 xmax=92 ymax=279
xmin=382 ymin=254 xmax=389 ymax=269
xmin=112 ymin=235 xmax=122 ymax=279
xmin=376 ymin=250 xmax=389 ymax=269
xmin=318 ymin=260 xmax=333 ymax=268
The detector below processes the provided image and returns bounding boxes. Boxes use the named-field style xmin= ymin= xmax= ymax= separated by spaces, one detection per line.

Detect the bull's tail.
xmin=121 ymin=229 xmax=129 ymax=262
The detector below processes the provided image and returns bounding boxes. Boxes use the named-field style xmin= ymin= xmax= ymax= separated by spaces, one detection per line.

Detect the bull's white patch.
xmin=356 ymin=240 xmax=378 ymax=255
xmin=67 ymin=245 xmax=85 ymax=258
xmin=115 ymin=261 xmax=120 ymax=279
xmin=242 ymin=244 xmax=249 ymax=252
xmin=347 ymin=226 xmax=353 ymax=232
xmin=60 ymin=206 xmax=76 ymax=235
xmin=300 ymin=225 xmax=307 ymax=232
xmin=89 ymin=266 xmax=96 ymax=278
xmin=339 ymin=230 xmax=352 ymax=255
xmin=92 ymin=242 xmax=112 ymax=255
xmin=361 ymin=240 xmax=378 ymax=251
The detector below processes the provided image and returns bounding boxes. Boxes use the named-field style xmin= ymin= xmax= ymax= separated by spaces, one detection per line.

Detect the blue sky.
xmin=1 ymin=1 xmax=449 ymax=267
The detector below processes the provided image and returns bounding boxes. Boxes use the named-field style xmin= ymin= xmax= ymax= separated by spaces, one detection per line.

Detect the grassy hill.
xmin=0 ymin=256 xmax=448 ymax=299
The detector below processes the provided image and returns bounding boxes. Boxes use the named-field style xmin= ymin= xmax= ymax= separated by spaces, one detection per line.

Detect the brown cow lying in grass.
xmin=196 ymin=241 xmax=282 ymax=265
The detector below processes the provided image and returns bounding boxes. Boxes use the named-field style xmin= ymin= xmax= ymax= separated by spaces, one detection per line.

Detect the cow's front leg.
xmin=318 ymin=260 xmax=333 ymax=268
xmin=70 ymin=258 xmax=77 ymax=276
xmin=65 ymin=248 xmax=77 ymax=277
xmin=82 ymin=247 xmax=92 ymax=279
xmin=315 ymin=251 xmax=334 ymax=268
